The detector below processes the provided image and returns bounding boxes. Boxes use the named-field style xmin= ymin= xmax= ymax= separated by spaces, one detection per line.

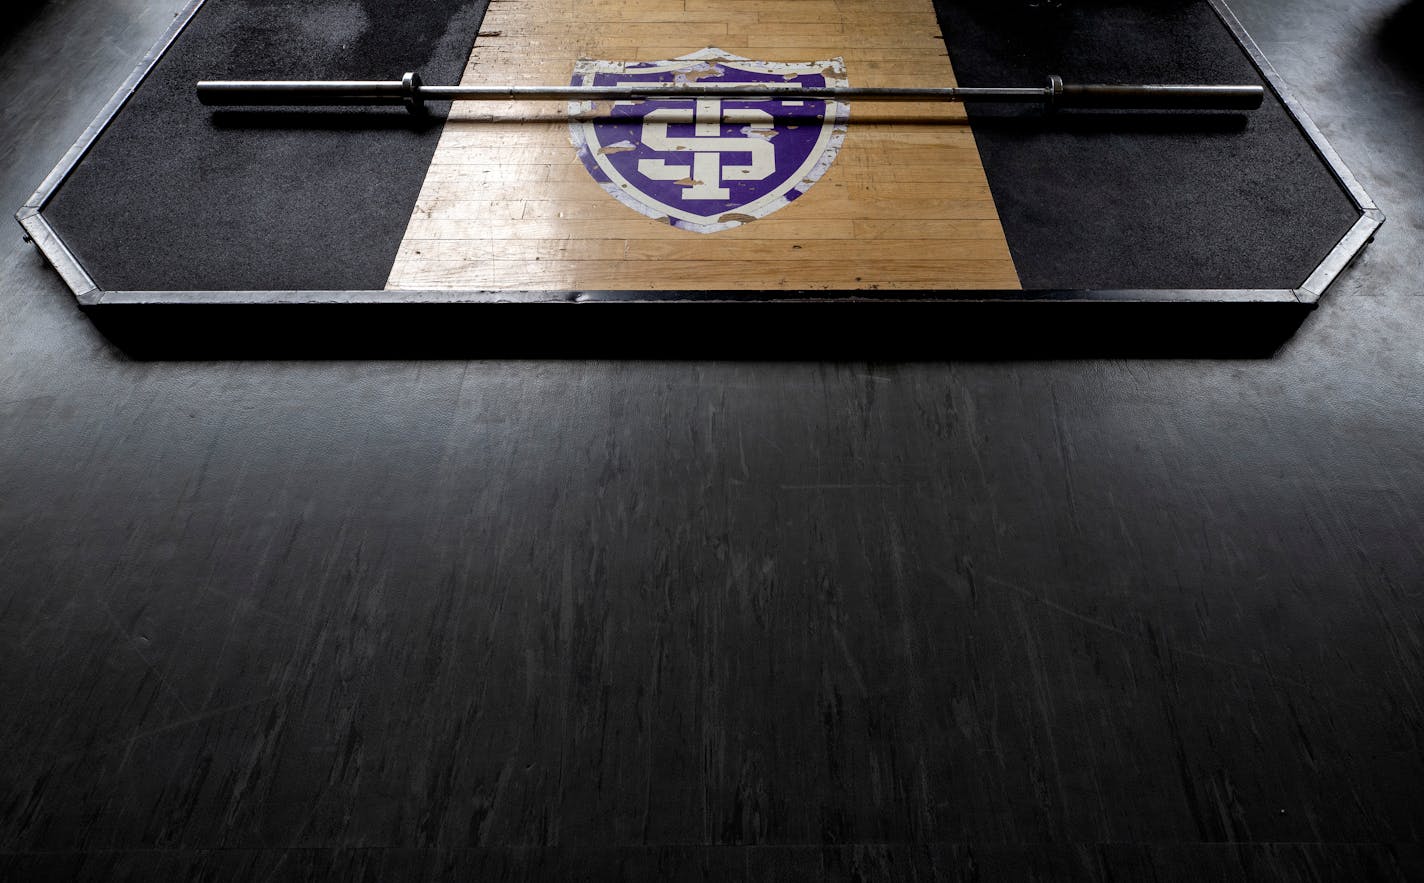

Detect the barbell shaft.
xmin=196 ymin=73 xmax=1265 ymax=111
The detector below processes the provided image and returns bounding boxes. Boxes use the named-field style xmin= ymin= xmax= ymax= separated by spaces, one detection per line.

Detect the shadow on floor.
xmin=83 ymin=298 xmax=1312 ymax=360
xmin=0 ymin=2 xmax=47 ymax=56
xmin=1378 ymin=0 xmax=1424 ymax=85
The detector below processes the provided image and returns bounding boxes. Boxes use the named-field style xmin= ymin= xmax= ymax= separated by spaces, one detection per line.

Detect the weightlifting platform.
xmin=15 ymin=0 xmax=1379 ymax=355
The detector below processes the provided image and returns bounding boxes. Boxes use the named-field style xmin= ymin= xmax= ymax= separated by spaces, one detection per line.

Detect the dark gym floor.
xmin=1 ymin=0 xmax=1422 ymax=880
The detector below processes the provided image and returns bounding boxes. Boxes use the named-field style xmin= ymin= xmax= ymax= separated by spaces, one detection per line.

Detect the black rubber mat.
xmin=43 ymin=0 xmax=490 ymax=292
xmin=935 ymin=0 xmax=1360 ymax=290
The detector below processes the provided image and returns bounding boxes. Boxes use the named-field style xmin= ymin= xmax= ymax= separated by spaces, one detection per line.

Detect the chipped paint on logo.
xmin=569 ymin=48 xmax=849 ymax=233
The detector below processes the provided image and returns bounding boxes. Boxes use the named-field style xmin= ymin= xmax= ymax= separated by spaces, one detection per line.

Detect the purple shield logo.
xmin=569 ymin=49 xmax=849 ymax=233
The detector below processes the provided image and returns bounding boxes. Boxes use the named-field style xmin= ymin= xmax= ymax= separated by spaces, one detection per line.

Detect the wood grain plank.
xmin=391 ymin=258 xmax=1020 ymax=289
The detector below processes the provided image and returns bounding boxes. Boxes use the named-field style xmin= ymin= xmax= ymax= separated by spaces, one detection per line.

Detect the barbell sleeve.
xmin=196 ymin=72 xmax=430 ymax=112
xmin=1048 ymin=77 xmax=1264 ymax=109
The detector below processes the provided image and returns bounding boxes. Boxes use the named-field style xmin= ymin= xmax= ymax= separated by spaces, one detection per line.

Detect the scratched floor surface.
xmin=2 ymin=0 xmax=1424 ymax=880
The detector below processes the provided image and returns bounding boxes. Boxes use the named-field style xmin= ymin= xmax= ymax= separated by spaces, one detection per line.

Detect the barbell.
xmin=195 ymin=73 xmax=1265 ymax=113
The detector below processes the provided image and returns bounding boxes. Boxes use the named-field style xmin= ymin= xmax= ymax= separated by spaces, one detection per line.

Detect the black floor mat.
xmin=42 ymin=0 xmax=490 ymax=292
xmin=934 ymin=0 xmax=1360 ymax=290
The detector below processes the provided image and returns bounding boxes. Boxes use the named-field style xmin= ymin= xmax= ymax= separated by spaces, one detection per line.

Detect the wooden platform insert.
xmin=385 ymin=0 xmax=1022 ymax=291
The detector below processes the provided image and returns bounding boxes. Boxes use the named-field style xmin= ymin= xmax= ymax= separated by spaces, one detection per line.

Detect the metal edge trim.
xmin=18 ymin=212 xmax=101 ymax=304
xmin=1296 ymin=210 xmax=1384 ymax=304
xmin=88 ymin=288 xmax=1305 ymax=307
